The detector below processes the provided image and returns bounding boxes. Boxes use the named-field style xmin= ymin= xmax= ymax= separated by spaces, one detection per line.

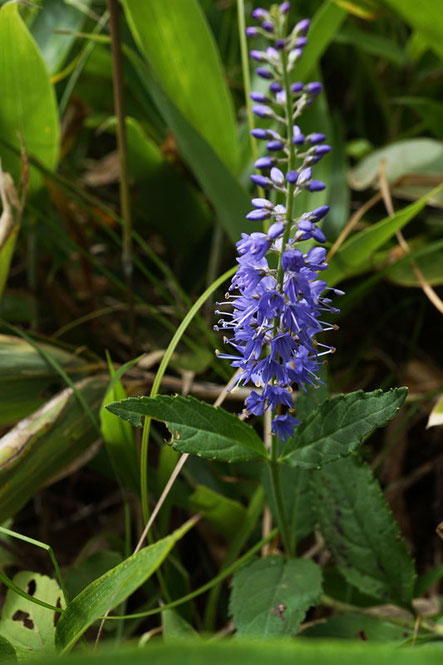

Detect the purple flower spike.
xmin=308 ymin=132 xmax=326 ymax=144
xmin=295 ymin=37 xmax=308 ymax=48
xmin=256 ymin=67 xmax=273 ymax=80
xmin=270 ymin=81 xmax=283 ymax=93
xmin=250 ymin=174 xmax=272 ymax=188
xmin=314 ymin=144 xmax=331 ymax=156
xmin=305 ymin=81 xmax=322 ymax=96
xmin=270 ymin=167 xmax=285 ymax=187
xmin=298 ymin=167 xmax=312 ymax=184
xmin=266 ymin=140 xmax=284 ymax=152
xmin=295 ymin=18 xmax=310 ymax=35
xmin=255 ymin=156 xmax=275 ymax=170
xmin=252 ymin=104 xmax=273 ymax=118
xmin=311 ymin=205 xmax=329 ymax=220
xmin=292 ymin=125 xmax=305 ymax=144
xmin=307 ymin=180 xmax=326 ymax=191
xmin=252 ymin=197 xmax=274 ymax=209
xmin=280 ymin=1 xmax=291 ymax=14
xmin=246 ymin=209 xmax=271 ymax=221
xmin=250 ymin=91 xmax=268 ymax=102
xmin=250 ymin=50 xmax=265 ymax=62
xmin=251 ymin=8 xmax=267 ymax=19
xmin=262 ymin=20 xmax=274 ymax=32
xmin=216 ymin=10 xmax=341 ymax=443
xmin=245 ymin=27 xmax=259 ymax=37
xmin=268 ymin=221 xmax=285 ymax=238
xmin=291 ymin=81 xmax=304 ymax=93
xmin=251 ymin=128 xmax=268 ymax=139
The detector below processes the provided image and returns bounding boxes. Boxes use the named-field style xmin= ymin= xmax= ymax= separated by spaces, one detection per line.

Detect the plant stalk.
xmin=107 ymin=0 xmax=134 ymax=343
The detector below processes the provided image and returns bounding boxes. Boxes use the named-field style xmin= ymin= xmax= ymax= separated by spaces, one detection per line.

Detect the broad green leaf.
xmin=30 ymin=0 xmax=91 ymax=75
xmin=0 ymin=2 xmax=59 ymax=191
xmin=122 ymin=0 xmax=239 ymax=173
xmin=162 ymin=609 xmax=198 ymax=642
xmin=336 ymin=25 xmax=407 ymax=66
xmin=0 ymin=634 xmax=16 ymax=663
xmin=229 ymin=557 xmax=322 ymax=636
xmin=283 ymin=388 xmax=407 ymax=469
xmin=129 ymin=61 xmax=250 ymax=243
xmin=55 ymin=519 xmax=197 ymax=653
xmin=325 ymin=187 xmax=443 ymax=286
xmin=0 ymin=376 xmax=107 ymax=523
xmin=0 ymin=571 xmax=64 ymax=659
xmin=374 ymin=239 xmax=443 ymax=287
xmin=301 ymin=612 xmax=413 ymax=642
xmin=349 ymin=139 xmax=443 ymax=193
xmin=189 ymin=485 xmax=247 ymax=542
xmin=382 ymin=0 xmax=443 ymax=59
xmin=263 ymin=466 xmax=315 ymax=552
xmin=106 ymin=395 xmax=267 ymax=462
xmin=26 ymin=639 xmax=443 ymax=665
xmin=415 ymin=563 xmax=443 ymax=597
xmin=64 ymin=551 xmax=123 ymax=600
xmin=295 ymin=2 xmax=347 ymax=81
xmin=311 ymin=455 xmax=416 ymax=607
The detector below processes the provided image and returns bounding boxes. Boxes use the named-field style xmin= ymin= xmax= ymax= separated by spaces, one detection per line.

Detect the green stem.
xmin=139 ymin=265 xmax=237 ymax=525
xmin=269 ymin=440 xmax=292 ymax=557
xmin=102 ymin=527 xmax=278 ymax=621
xmin=107 ymin=0 xmax=134 ymax=343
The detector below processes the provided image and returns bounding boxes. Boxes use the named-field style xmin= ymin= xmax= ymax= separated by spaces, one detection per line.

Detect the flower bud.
xmin=280 ymin=2 xmax=291 ymax=14
xmin=305 ymin=81 xmax=322 ymax=96
xmin=245 ymin=27 xmax=259 ymax=37
xmin=270 ymin=167 xmax=285 ymax=187
xmin=250 ymin=174 xmax=272 ymax=188
xmin=295 ymin=18 xmax=310 ymax=35
xmin=291 ymin=81 xmax=303 ymax=93
xmin=311 ymin=205 xmax=329 ymax=221
xmin=298 ymin=167 xmax=312 ymax=184
xmin=246 ymin=208 xmax=271 ymax=221
xmin=286 ymin=171 xmax=298 ymax=183
xmin=307 ymin=179 xmax=326 ymax=191
xmin=250 ymin=91 xmax=268 ymax=102
xmin=307 ymin=132 xmax=326 ymax=144
xmin=250 ymin=128 xmax=268 ymax=139
xmin=256 ymin=67 xmax=273 ymax=79
xmin=266 ymin=140 xmax=284 ymax=151
xmin=252 ymin=104 xmax=273 ymax=118
xmin=250 ymin=50 xmax=265 ymax=62
xmin=255 ymin=156 xmax=275 ymax=169
xmin=252 ymin=198 xmax=274 ymax=209
xmin=269 ymin=81 xmax=283 ymax=93
xmin=268 ymin=221 xmax=285 ymax=238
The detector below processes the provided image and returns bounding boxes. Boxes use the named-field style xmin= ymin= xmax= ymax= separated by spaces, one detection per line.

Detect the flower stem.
xmin=269 ymin=440 xmax=292 ymax=557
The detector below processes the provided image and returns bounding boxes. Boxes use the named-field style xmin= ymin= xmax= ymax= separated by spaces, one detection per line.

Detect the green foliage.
xmin=0 ymin=572 xmax=64 ymax=659
xmin=122 ymin=0 xmax=239 ymax=173
xmin=0 ymin=2 xmax=59 ymax=191
xmin=283 ymin=388 xmax=407 ymax=468
xmin=311 ymin=456 xmax=416 ymax=608
xmin=301 ymin=612 xmax=413 ymax=642
xmin=230 ymin=557 xmax=322 ymax=636
xmin=55 ymin=519 xmax=196 ymax=653
xmin=106 ymin=395 xmax=268 ymax=462
xmin=188 ymin=485 xmax=248 ymax=541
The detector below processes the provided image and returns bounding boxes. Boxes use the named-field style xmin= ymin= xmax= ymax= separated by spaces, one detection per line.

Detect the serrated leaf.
xmin=311 ymin=455 xmax=416 ymax=607
xmin=0 ymin=572 xmax=64 ymax=659
xmin=301 ymin=612 xmax=413 ymax=642
xmin=162 ymin=609 xmax=198 ymax=643
xmin=55 ymin=518 xmax=196 ymax=653
xmin=229 ymin=557 xmax=322 ymax=636
xmin=106 ymin=395 xmax=267 ymax=462
xmin=283 ymin=388 xmax=407 ymax=469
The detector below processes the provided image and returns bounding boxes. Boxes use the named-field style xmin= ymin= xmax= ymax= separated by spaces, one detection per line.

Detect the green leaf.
xmin=64 ymin=551 xmax=123 ymax=600
xmin=130 ymin=65 xmax=250 ymax=243
xmin=188 ymin=485 xmax=248 ymax=542
xmin=229 ymin=557 xmax=322 ymax=636
xmin=122 ymin=0 xmax=238 ymax=173
xmin=55 ymin=518 xmax=197 ymax=653
xmin=0 ymin=572 xmax=64 ymax=659
xmin=0 ymin=376 xmax=107 ymax=523
xmin=374 ymin=239 xmax=443 ymax=287
xmin=325 ymin=187 xmax=443 ymax=286
xmin=17 ymin=638 xmax=443 ymax=665
xmin=295 ymin=1 xmax=347 ymax=81
xmin=106 ymin=395 xmax=267 ymax=462
xmin=283 ymin=388 xmax=408 ymax=469
xmin=336 ymin=25 xmax=407 ymax=66
xmin=414 ymin=563 xmax=443 ymax=598
xmin=30 ymin=0 xmax=91 ymax=75
xmin=0 ymin=1 xmax=59 ymax=191
xmin=162 ymin=609 xmax=198 ymax=643
xmin=324 ymin=113 xmax=350 ymax=240
xmin=0 ymin=634 xmax=16 ymax=663
xmin=395 ymin=98 xmax=443 ymax=141
xmin=311 ymin=455 xmax=416 ymax=607
xmin=263 ymin=466 xmax=315 ymax=552
xmin=301 ymin=612 xmax=413 ymax=642
xmin=383 ymin=0 xmax=443 ymax=59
